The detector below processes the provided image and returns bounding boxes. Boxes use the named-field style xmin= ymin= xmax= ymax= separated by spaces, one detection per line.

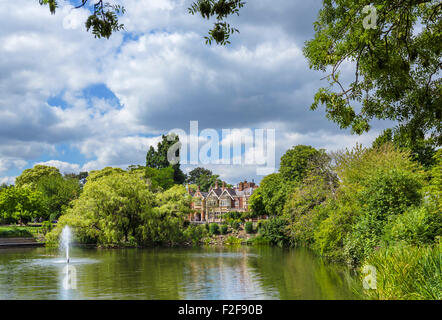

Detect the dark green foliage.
xmin=41 ymin=221 xmax=53 ymax=235
xmin=146 ymin=135 xmax=186 ymax=185
xmin=185 ymin=167 xmax=228 ymax=192
xmin=209 ymin=223 xmax=219 ymax=235
xmin=36 ymin=175 xmax=82 ymax=221
xmin=188 ymin=0 xmax=245 ymax=45
xmin=245 ymin=221 xmax=253 ymax=234
xmin=253 ymin=173 xmax=294 ymax=216
xmin=184 ymin=224 xmax=208 ymax=245
xmin=258 ymin=217 xmax=289 ymax=247
xmin=145 ymin=166 xmax=175 ymax=191
xmin=39 ymin=0 xmax=125 ymax=39
xmin=304 ymin=1 xmax=442 ymax=145
xmin=220 ymin=224 xmax=228 ymax=235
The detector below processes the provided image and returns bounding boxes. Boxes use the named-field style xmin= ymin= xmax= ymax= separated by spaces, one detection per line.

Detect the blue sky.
xmin=0 ymin=0 xmax=391 ymax=185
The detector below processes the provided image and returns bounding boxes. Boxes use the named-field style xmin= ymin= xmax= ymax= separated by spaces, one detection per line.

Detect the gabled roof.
xmin=220 ymin=188 xmax=236 ymax=200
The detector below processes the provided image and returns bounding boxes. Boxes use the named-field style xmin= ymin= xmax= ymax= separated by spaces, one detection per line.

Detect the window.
xmin=220 ymin=198 xmax=230 ymax=207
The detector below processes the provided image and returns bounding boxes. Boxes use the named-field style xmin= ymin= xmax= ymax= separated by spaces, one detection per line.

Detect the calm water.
xmin=0 ymin=246 xmax=362 ymax=300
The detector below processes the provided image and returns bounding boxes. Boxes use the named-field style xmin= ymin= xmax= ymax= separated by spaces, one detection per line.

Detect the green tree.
xmin=146 ymin=134 xmax=186 ymax=185
xmin=279 ymin=145 xmax=323 ymax=182
xmin=372 ymin=128 xmax=436 ymax=169
xmin=256 ymin=173 xmax=295 ymax=216
xmin=15 ymin=165 xmax=62 ymax=189
xmin=0 ymin=187 xmax=47 ymax=224
xmin=47 ymin=168 xmax=155 ymax=245
xmin=38 ymin=0 xmax=125 ymax=39
xmin=185 ymin=167 xmax=223 ymax=191
xmin=145 ymin=166 xmax=175 ymax=191
xmin=304 ymin=0 xmax=441 ymax=146
xmin=249 ymin=188 xmax=266 ymax=217
xmin=39 ymin=0 xmax=245 ymax=45
xmin=36 ymin=175 xmax=82 ymax=221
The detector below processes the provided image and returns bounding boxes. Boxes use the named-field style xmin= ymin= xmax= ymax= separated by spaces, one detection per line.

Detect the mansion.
xmin=188 ymin=180 xmax=259 ymax=222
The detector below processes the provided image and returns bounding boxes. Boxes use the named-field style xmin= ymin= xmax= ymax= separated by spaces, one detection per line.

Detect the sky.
xmin=0 ymin=0 xmax=392 ymax=185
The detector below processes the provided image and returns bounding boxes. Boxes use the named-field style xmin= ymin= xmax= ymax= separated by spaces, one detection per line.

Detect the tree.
xmin=36 ymin=175 xmax=82 ymax=221
xmin=279 ymin=145 xmax=323 ymax=182
xmin=46 ymin=169 xmax=192 ymax=246
xmin=15 ymin=165 xmax=62 ymax=189
xmin=185 ymin=167 xmax=222 ymax=191
xmin=372 ymin=128 xmax=436 ymax=169
xmin=249 ymin=188 xmax=266 ymax=217
xmin=47 ymin=168 xmax=155 ymax=245
xmin=146 ymin=134 xmax=186 ymax=185
xmin=303 ymin=1 xmax=441 ymax=146
xmin=38 ymin=0 xmax=125 ymax=39
xmin=145 ymin=166 xmax=175 ymax=191
xmin=38 ymin=0 xmax=245 ymax=44
xmin=256 ymin=173 xmax=295 ymax=216
xmin=0 ymin=187 xmax=47 ymax=224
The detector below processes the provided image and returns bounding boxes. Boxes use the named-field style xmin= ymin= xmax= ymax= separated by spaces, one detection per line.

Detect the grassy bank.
xmin=362 ymin=242 xmax=441 ymax=300
xmin=0 ymin=225 xmax=44 ymax=239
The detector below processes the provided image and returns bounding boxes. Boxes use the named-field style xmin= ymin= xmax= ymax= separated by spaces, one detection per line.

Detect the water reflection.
xmin=0 ymin=246 xmax=361 ymax=300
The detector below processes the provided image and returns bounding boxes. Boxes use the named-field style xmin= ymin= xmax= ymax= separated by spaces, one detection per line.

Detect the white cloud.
xmin=36 ymin=160 xmax=81 ymax=174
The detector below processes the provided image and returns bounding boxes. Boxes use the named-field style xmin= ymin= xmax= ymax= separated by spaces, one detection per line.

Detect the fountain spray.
xmin=60 ymin=226 xmax=72 ymax=264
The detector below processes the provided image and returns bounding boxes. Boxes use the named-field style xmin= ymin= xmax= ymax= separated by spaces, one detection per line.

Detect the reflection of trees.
xmin=247 ymin=246 xmax=361 ymax=300
xmin=78 ymin=248 xmax=187 ymax=299
xmin=0 ymin=246 xmax=362 ymax=299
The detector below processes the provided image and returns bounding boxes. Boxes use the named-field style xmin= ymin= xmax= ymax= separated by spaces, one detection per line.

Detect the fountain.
xmin=60 ymin=226 xmax=72 ymax=264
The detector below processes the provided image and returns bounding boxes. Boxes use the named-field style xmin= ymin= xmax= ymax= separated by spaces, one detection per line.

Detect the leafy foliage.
xmin=36 ymin=175 xmax=82 ymax=221
xmin=185 ymin=167 xmax=223 ymax=192
xmin=15 ymin=165 xmax=62 ymax=189
xmin=188 ymin=0 xmax=245 ymax=45
xmin=279 ymin=145 xmax=323 ymax=182
xmin=146 ymin=135 xmax=186 ymax=184
xmin=0 ymin=187 xmax=47 ymax=224
xmin=39 ymin=0 xmax=125 ymax=39
xmin=304 ymin=0 xmax=441 ymax=146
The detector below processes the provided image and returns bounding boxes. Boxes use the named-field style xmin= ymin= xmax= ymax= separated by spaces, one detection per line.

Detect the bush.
xmin=229 ymin=219 xmax=241 ymax=230
xmin=245 ymin=221 xmax=254 ymax=234
xmin=220 ymin=224 xmax=228 ymax=235
xmin=209 ymin=223 xmax=219 ymax=235
xmin=41 ymin=221 xmax=53 ymax=235
xmin=384 ymin=204 xmax=442 ymax=246
xmin=258 ymin=217 xmax=289 ymax=247
xmin=184 ymin=224 xmax=208 ymax=245
xmin=362 ymin=243 xmax=442 ymax=300
xmin=223 ymin=236 xmax=242 ymax=245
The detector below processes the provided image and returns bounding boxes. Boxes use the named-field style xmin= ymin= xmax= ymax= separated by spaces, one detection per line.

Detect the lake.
xmin=0 ymin=246 xmax=362 ymax=299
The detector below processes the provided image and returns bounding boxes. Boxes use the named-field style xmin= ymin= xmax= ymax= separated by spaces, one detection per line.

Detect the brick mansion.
xmin=188 ymin=180 xmax=259 ymax=222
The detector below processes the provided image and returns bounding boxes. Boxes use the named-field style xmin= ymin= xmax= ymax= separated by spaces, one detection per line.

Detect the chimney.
xmin=238 ymin=182 xmax=244 ymax=191
xmin=215 ymin=180 xmax=219 ymax=189
xmin=222 ymin=181 xmax=225 ymax=190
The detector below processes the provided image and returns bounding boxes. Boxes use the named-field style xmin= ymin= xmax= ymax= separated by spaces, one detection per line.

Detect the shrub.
xmin=223 ymin=236 xmax=242 ymax=245
xmin=41 ymin=221 xmax=53 ymax=235
xmin=209 ymin=223 xmax=219 ymax=235
xmin=184 ymin=224 xmax=208 ymax=245
xmin=245 ymin=221 xmax=254 ymax=234
xmin=229 ymin=219 xmax=241 ymax=230
xmin=220 ymin=224 xmax=228 ymax=235
xmin=258 ymin=217 xmax=289 ymax=247
xmin=383 ymin=204 xmax=442 ymax=246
